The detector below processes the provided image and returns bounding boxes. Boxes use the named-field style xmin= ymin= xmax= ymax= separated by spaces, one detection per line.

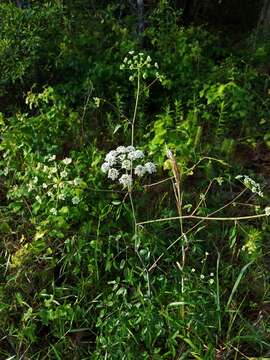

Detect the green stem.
xmin=137 ymin=213 xmax=268 ymax=226
xmin=128 ymin=190 xmax=137 ymax=236
xmin=131 ymin=68 xmax=140 ymax=146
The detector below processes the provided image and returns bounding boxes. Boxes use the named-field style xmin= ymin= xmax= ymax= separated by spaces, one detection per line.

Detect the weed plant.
xmin=0 ymin=1 xmax=270 ymax=359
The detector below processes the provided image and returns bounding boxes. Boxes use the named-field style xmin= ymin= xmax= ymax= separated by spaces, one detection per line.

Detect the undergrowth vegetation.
xmin=0 ymin=1 xmax=270 ymax=359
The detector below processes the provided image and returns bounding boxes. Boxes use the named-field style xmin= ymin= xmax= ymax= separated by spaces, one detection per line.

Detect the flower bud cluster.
xmin=235 ymin=175 xmax=263 ymax=197
xmin=101 ymin=145 xmax=156 ymax=188
xmin=119 ymin=51 xmax=162 ymax=82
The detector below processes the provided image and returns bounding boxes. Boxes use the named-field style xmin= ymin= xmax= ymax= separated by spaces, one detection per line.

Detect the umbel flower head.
xmin=101 ymin=145 xmax=156 ymax=189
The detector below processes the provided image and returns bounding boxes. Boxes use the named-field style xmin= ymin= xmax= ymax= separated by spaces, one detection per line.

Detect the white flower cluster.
xmin=101 ymin=145 xmax=156 ymax=188
xmin=119 ymin=51 xmax=161 ymax=82
xmin=236 ymin=175 xmax=263 ymax=197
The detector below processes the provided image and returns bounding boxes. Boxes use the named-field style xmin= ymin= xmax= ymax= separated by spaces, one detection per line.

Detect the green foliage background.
xmin=0 ymin=1 xmax=270 ymax=359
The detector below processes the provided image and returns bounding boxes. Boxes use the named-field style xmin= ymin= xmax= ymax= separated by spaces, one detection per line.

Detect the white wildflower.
xmin=50 ymin=208 xmax=57 ymax=216
xmin=128 ymin=150 xmax=144 ymax=160
xmin=101 ymin=162 xmax=110 ymax=173
xmin=236 ymin=175 xmax=263 ymax=197
xmin=134 ymin=165 xmax=146 ymax=177
xmin=33 ymin=176 xmax=38 ymax=184
xmin=116 ymin=146 xmax=127 ymax=153
xmin=72 ymin=196 xmax=80 ymax=205
xmin=118 ymin=154 xmax=126 ymax=162
xmin=126 ymin=146 xmax=135 ymax=152
xmin=121 ymin=159 xmax=132 ymax=170
xmin=3 ymin=167 xmax=9 ymax=176
xmin=35 ymin=195 xmax=42 ymax=204
xmin=108 ymin=168 xmax=119 ymax=181
xmin=63 ymin=157 xmax=72 ymax=165
xmin=200 ymin=274 xmax=205 ymax=280
xmin=28 ymin=183 xmax=33 ymax=192
xmin=105 ymin=151 xmax=117 ymax=166
xmin=48 ymin=154 xmax=56 ymax=162
xmin=60 ymin=170 xmax=68 ymax=178
xmin=265 ymin=207 xmax=270 ymax=216
xmin=47 ymin=191 xmax=53 ymax=197
xmin=144 ymin=162 xmax=156 ymax=174
xmin=209 ymin=279 xmax=214 ymax=285
xmin=58 ymin=193 xmax=66 ymax=201
xmin=119 ymin=174 xmax=132 ymax=188
xmin=42 ymin=183 xmax=47 ymax=189
xmin=93 ymin=97 xmax=100 ymax=107
xmin=51 ymin=167 xmax=57 ymax=174
xmin=73 ymin=178 xmax=81 ymax=186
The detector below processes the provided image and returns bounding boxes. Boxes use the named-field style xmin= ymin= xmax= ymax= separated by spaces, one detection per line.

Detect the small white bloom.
xmin=121 ymin=159 xmax=132 ymax=170
xmin=48 ymin=155 xmax=56 ymax=162
xmin=63 ymin=158 xmax=72 ymax=165
xmin=209 ymin=279 xmax=214 ymax=285
xmin=47 ymin=191 xmax=53 ymax=197
xmin=134 ymin=165 xmax=146 ymax=177
xmin=210 ymin=272 xmax=214 ymax=277
xmin=108 ymin=168 xmax=119 ymax=181
xmin=119 ymin=174 xmax=132 ymax=188
xmin=146 ymin=55 xmax=151 ymax=62
xmin=101 ymin=162 xmax=110 ymax=173
xmin=126 ymin=146 xmax=135 ymax=152
xmin=128 ymin=50 xmax=134 ymax=55
xmin=28 ymin=183 xmax=33 ymax=192
xmin=58 ymin=193 xmax=66 ymax=201
xmin=60 ymin=170 xmax=68 ymax=178
xmin=50 ymin=208 xmax=57 ymax=215
xmin=51 ymin=167 xmax=57 ymax=174
xmin=73 ymin=178 xmax=81 ymax=186
xmin=33 ymin=176 xmax=38 ymax=184
xmin=72 ymin=196 xmax=80 ymax=205
xmin=144 ymin=162 xmax=156 ymax=174
xmin=128 ymin=150 xmax=144 ymax=160
xmin=154 ymin=62 xmax=159 ymax=69
xmin=265 ymin=207 xmax=270 ymax=216
xmin=105 ymin=151 xmax=117 ymax=166
xmin=191 ymin=268 xmax=196 ymax=273
xmin=3 ymin=167 xmax=9 ymax=176
xmin=200 ymin=274 xmax=205 ymax=280
xmin=93 ymin=97 xmax=100 ymax=107
xmin=42 ymin=183 xmax=48 ymax=189
xmin=35 ymin=195 xmax=42 ymax=204
xmin=116 ymin=146 xmax=127 ymax=153
xmin=118 ymin=154 xmax=126 ymax=161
